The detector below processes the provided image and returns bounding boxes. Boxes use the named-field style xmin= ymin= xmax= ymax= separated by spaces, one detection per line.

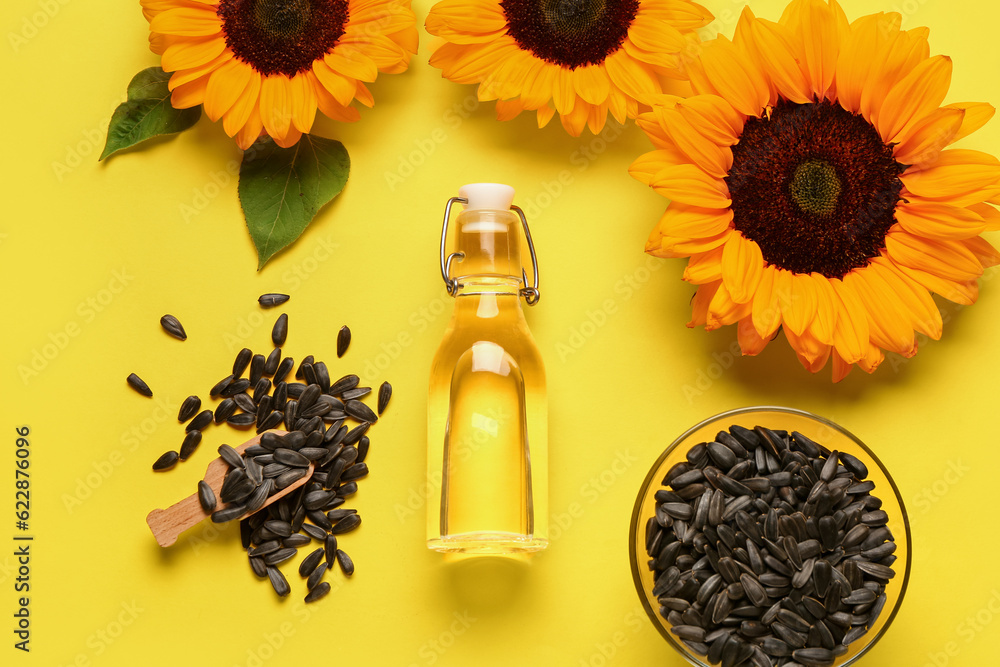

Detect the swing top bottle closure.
xmin=427 ymin=184 xmax=548 ymax=555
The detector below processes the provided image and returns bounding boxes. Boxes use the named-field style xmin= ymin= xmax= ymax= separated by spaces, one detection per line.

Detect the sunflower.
xmin=141 ymin=0 xmax=418 ymax=149
xmin=631 ymin=0 xmax=1000 ymax=381
xmin=425 ymin=0 xmax=714 ymax=136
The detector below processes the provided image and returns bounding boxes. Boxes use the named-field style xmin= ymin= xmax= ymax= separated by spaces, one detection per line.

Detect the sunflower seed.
xmin=179 ymin=430 xmax=202 ymax=461
xmin=227 ymin=412 xmax=256 ymax=427
xmin=211 ymin=504 xmax=246 ymax=523
xmin=222 ymin=378 xmax=251 ymax=398
xmin=259 ymin=293 xmax=289 ymax=308
xmin=301 ymin=523 xmax=326 ymax=541
xmin=256 ymin=411 xmax=284 ymax=433
xmin=210 ymin=374 xmax=234 ymax=397
xmin=792 ymin=648 xmax=835 ymax=666
xmin=153 ymin=450 xmax=178 ymax=471
xmin=178 ymin=395 xmax=201 ymax=422
xmin=272 ymin=314 xmax=288 ymax=346
xmin=304 ymin=581 xmax=330 ymax=603
xmin=231 ymin=392 xmax=254 ymax=414
xmin=264 ymin=348 xmax=280 ymax=376
xmin=274 ymin=448 xmax=310 ymax=467
xmin=266 ymin=566 xmax=290 ymax=596
xmin=299 ymin=548 xmax=325 ymax=577
xmin=337 ymin=325 xmax=350 ymax=357
xmin=127 ymin=373 xmax=153 ymax=397
xmin=193 ymin=479 xmax=217 ymax=513
xmin=214 ymin=398 xmax=237 ymax=424
xmin=274 ymin=357 xmax=294 ymax=385
xmin=295 ymin=355 xmax=314 ymax=380
xmin=275 ymin=468 xmax=308 ymax=489
xmin=329 ymin=374 xmax=360 ymax=395
xmin=377 ymin=382 xmax=392 ymax=415
xmin=216 ymin=444 xmax=243 ymax=470
xmin=305 ymin=561 xmax=328 ymax=590
xmin=283 ymin=534 xmax=310 ymax=548
xmin=249 ymin=554 xmax=267 ymax=577
xmin=159 ymin=314 xmax=187 ymax=340
xmin=264 ymin=547 xmax=297 ymax=566
xmin=335 ymin=548 xmax=355 ymax=575
xmin=331 ymin=513 xmax=361 ymax=534
xmin=244 ymin=479 xmax=274 ymax=514
xmin=249 ymin=354 xmax=265 ymax=385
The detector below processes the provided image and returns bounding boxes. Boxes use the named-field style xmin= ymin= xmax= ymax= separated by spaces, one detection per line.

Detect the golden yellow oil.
xmin=426 ymin=209 xmax=548 ymax=554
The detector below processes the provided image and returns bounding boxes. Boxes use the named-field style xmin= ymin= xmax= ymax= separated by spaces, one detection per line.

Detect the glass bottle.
xmin=427 ymin=184 xmax=548 ymax=555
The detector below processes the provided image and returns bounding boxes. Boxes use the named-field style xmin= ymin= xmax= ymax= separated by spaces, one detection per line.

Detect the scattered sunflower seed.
xmin=152 ymin=451 xmax=178 ymax=471
xmin=337 ymin=326 xmax=350 ymax=357
xmin=178 ymin=395 xmax=201 ymax=422
xmin=127 ymin=373 xmax=153 ymax=397
xmin=272 ymin=314 xmax=288 ymax=346
xmin=377 ymin=382 xmax=392 ymax=415
xmin=159 ymin=314 xmax=187 ymax=340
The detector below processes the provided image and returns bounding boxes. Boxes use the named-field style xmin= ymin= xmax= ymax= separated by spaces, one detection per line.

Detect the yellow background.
xmin=2 ymin=0 xmax=999 ymax=665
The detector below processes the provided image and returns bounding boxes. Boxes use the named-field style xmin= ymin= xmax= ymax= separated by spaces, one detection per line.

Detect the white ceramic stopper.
xmin=459 ymin=183 xmax=515 ymax=211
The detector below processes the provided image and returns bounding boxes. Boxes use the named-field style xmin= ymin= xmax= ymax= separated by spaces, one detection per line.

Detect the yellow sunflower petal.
xmin=288 ymin=73 xmax=318 ymax=133
xmin=170 ymin=76 xmax=209 ymax=109
xmin=203 ymin=58 xmax=252 ymax=122
xmin=536 ymin=103 xmax=555 ymax=128
xmin=844 ymin=269 xmax=915 ymax=357
xmin=901 ymin=149 xmax=1000 ymax=206
xmin=707 ymin=280 xmax=752 ymax=330
xmin=235 ymin=104 xmax=263 ymax=151
xmin=658 ymin=106 xmax=732 ymax=178
xmin=751 ymin=267 xmax=782 ymax=339
xmin=829 ymin=278 xmax=869 ymax=364
xmin=518 ymin=59 xmax=554 ymax=109
xmin=424 ymin=0 xmax=506 ymax=43
xmin=312 ymin=60 xmax=357 ymax=107
xmin=325 ymin=47 xmax=378 ymax=82
xmin=790 ymin=0 xmax=841 ymax=99
xmin=893 ymin=107 xmax=964 ymax=167
xmin=149 ymin=6 xmax=221 ymax=37
xmin=747 ymin=17 xmax=811 ymax=104
xmin=688 ymin=282 xmax=720 ymax=328
xmin=649 ymin=164 xmax=731 ymax=209
xmin=877 ymin=55 xmax=952 ymax=143
xmin=868 ymin=257 xmax=942 ymax=339
xmin=649 ymin=230 xmax=732 ymax=257
xmin=684 ymin=245 xmax=725 ymax=284
xmin=969 ymin=202 xmax=1000 ymax=231
xmin=673 ymin=95 xmax=746 ymax=145
xmin=860 ymin=26 xmax=929 ymax=125
xmin=962 ymin=236 xmax=1000 ymax=268
xmin=628 ymin=14 xmax=689 ymax=54
xmin=831 ymin=351 xmax=852 ymax=382
xmin=573 ymin=65 xmax=611 ymax=106
xmin=884 ymin=229 xmax=983 ymax=283
xmin=943 ymin=102 xmax=996 ymax=142
xmin=696 ymin=37 xmax=769 ymax=116
xmin=495 ymin=98 xmax=522 ymax=121
xmin=784 ymin=328 xmax=832 ymax=373
xmin=779 ymin=271 xmax=816 ymax=337
xmin=649 ymin=203 xmax=734 ymax=240
xmin=721 ymin=232 xmax=763 ymax=303
xmin=313 ymin=79 xmax=361 ymax=123
xmin=604 ymin=49 xmax=661 ymax=104
xmin=559 ymin=99 xmax=590 ymax=137
xmin=272 ymin=126 xmax=303 ymax=149
xmin=167 ymin=49 xmax=232 ymax=90
xmin=892 ymin=261 xmax=978 ymax=305
xmin=737 ymin=316 xmax=771 ymax=356
xmin=551 ymin=70 xmax=576 ymax=115
xmin=259 ymin=75 xmax=293 ymax=140
xmin=222 ymin=70 xmax=262 ymax=138
xmin=835 ymin=12 xmax=899 ymax=113
xmin=857 ymin=342 xmax=885 ymax=374
xmin=586 ymin=101 xmax=608 ymax=135
xmin=161 ymin=36 xmax=226 ymax=72
xmin=893 ymin=199 xmax=986 ymax=241
xmin=808 ymin=272 xmax=838 ymax=345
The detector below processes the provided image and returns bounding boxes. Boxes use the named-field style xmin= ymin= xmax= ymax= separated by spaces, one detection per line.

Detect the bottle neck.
xmin=452 ymin=208 xmax=522 ymax=284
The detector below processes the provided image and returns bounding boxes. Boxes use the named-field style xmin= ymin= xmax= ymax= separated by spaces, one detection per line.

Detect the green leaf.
xmin=100 ymin=67 xmax=201 ymax=161
xmin=239 ymin=135 xmax=350 ymax=270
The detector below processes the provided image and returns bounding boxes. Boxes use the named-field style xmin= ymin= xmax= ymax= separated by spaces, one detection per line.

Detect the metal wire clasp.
xmin=439 ymin=196 xmax=541 ymax=305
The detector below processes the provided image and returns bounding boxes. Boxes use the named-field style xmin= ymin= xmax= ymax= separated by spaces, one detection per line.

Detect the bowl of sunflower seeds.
xmin=629 ymin=406 xmax=910 ymax=667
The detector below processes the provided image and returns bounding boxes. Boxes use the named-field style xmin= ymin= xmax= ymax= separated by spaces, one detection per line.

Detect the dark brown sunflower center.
xmin=725 ymin=100 xmax=905 ymax=279
xmin=218 ymin=0 xmax=349 ymax=77
xmin=500 ymin=0 xmax=638 ymax=69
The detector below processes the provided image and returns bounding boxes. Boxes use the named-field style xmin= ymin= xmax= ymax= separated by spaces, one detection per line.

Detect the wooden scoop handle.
xmin=145 ymin=430 xmax=312 ymax=547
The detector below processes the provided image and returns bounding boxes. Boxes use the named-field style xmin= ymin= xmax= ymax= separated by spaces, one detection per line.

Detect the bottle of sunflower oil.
xmin=427 ymin=183 xmax=548 ymax=555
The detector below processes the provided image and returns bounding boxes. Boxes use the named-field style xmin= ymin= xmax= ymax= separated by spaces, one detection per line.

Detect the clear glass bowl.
xmin=628 ymin=406 xmax=911 ymax=666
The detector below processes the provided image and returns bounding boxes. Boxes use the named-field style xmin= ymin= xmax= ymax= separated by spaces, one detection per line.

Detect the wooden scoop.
xmin=146 ymin=430 xmax=314 ymax=547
